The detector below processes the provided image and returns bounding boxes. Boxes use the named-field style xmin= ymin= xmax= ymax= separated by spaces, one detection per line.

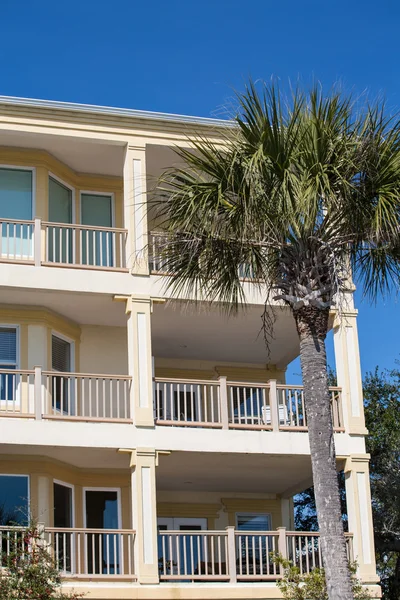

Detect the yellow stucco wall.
xmin=0 ymin=456 xmax=286 ymax=531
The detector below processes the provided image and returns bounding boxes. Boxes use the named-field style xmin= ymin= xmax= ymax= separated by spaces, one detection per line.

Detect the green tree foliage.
xmin=294 ymin=365 xmax=400 ymax=599
xmin=364 ymin=366 xmax=400 ymax=600
xmin=0 ymin=521 xmax=82 ymax=600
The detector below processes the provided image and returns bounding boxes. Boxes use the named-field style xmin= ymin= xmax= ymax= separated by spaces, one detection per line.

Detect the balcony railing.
xmin=0 ymin=367 xmax=132 ymax=422
xmin=45 ymin=528 xmax=136 ymax=579
xmin=154 ymin=377 xmax=345 ymax=432
xmin=0 ymin=525 xmax=352 ymax=584
xmin=149 ymin=231 xmax=258 ymax=280
xmin=158 ymin=528 xmax=354 ymax=582
xmin=0 ymin=526 xmax=136 ymax=579
xmin=0 ymin=218 xmax=128 ymax=271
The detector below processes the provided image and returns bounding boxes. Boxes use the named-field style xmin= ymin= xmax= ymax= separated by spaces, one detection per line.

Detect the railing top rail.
xmin=234 ymin=530 xmax=278 ymax=535
xmin=44 ymin=527 xmax=135 ymax=534
xmin=0 ymin=525 xmax=27 ymax=530
xmin=42 ymin=220 xmax=128 ymax=234
xmin=227 ymin=381 xmax=270 ymax=388
xmin=276 ymin=384 xmax=342 ymax=391
xmin=158 ymin=529 xmax=227 ymax=535
xmin=285 ymin=530 xmax=353 ymax=537
xmin=154 ymin=377 xmax=219 ymax=386
xmin=0 ymin=218 xmax=35 ymax=225
xmin=42 ymin=370 xmax=131 ymax=380
xmin=0 ymin=368 xmax=35 ymax=375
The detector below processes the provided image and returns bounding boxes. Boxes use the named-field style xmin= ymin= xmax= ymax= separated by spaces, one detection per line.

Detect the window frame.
xmin=0 ymin=324 xmax=20 ymax=406
xmin=235 ymin=512 xmax=272 ymax=531
xmin=53 ymin=479 xmax=75 ymax=528
xmin=48 ymin=172 xmax=75 ymax=224
xmin=0 ymin=165 xmax=36 ymax=220
xmin=51 ymin=330 xmax=75 ymax=373
xmin=0 ymin=473 xmax=30 ymax=525
xmin=82 ymin=486 xmax=122 ymax=529
xmin=79 ymin=191 xmax=115 ymax=228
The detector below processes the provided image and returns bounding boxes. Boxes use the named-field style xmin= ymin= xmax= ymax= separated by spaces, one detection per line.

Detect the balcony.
xmin=154 ymin=377 xmax=344 ymax=432
xmin=0 ymin=369 xmax=344 ymax=431
xmin=0 ymin=525 xmax=352 ymax=583
xmin=0 ymin=218 xmax=128 ymax=271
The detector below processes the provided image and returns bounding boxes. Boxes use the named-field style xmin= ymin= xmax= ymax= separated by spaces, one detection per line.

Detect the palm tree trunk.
xmin=294 ymin=305 xmax=354 ymax=600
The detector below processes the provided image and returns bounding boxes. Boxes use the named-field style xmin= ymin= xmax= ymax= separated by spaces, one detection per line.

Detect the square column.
xmin=123 ymin=145 xmax=149 ymax=274
xmin=333 ymin=307 xmax=367 ymax=434
xmin=126 ymin=296 xmax=154 ymax=426
xmin=130 ymin=448 xmax=159 ymax=584
xmin=344 ymin=455 xmax=379 ymax=584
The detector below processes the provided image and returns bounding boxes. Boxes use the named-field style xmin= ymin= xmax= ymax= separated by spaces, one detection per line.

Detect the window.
xmin=236 ymin=513 xmax=271 ymax=532
xmin=0 ymin=168 xmax=34 ymax=259
xmin=51 ymin=334 xmax=73 ymax=414
xmin=236 ymin=513 xmax=272 ymax=575
xmin=0 ymin=327 xmax=18 ymax=402
xmin=0 ymin=475 xmax=29 ymax=525
xmin=0 ymin=168 xmax=33 ymax=220
xmin=54 ymin=481 xmax=74 ymax=572
xmin=81 ymin=193 xmax=113 ymax=267
xmin=48 ymin=177 xmax=73 ymax=264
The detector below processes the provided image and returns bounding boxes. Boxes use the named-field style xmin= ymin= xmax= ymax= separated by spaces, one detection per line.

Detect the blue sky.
xmin=0 ymin=0 xmax=398 ymax=378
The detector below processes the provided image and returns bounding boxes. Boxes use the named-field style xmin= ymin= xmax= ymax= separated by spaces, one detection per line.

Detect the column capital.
xmin=344 ymin=454 xmax=371 ymax=473
xmin=119 ymin=448 xmax=171 ymax=467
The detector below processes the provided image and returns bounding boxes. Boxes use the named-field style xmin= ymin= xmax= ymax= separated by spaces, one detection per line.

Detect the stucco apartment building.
xmin=0 ymin=96 xmax=380 ymax=598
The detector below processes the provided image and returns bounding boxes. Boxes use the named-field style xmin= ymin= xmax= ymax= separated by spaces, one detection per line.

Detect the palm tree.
xmin=152 ymin=82 xmax=400 ymax=600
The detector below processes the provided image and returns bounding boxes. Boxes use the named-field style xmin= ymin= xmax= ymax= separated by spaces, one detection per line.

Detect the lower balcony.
xmin=0 ymin=525 xmax=353 ymax=583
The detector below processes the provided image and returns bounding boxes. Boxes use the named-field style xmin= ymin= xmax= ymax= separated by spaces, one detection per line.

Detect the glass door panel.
xmin=81 ymin=194 xmax=113 ymax=267
xmin=48 ymin=177 xmax=73 ymax=264
xmin=54 ymin=482 xmax=73 ymax=572
xmin=85 ymin=490 xmax=120 ymax=575
xmin=0 ymin=168 xmax=33 ymax=258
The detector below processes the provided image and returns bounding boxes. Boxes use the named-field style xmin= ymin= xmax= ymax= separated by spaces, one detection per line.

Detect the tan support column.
xmin=123 ymin=145 xmax=149 ymax=274
xmin=333 ymin=306 xmax=367 ymax=434
xmin=35 ymin=166 xmax=49 ymax=221
xmin=126 ymin=296 xmax=154 ymax=426
xmin=130 ymin=448 xmax=159 ymax=584
xmin=344 ymin=455 xmax=379 ymax=584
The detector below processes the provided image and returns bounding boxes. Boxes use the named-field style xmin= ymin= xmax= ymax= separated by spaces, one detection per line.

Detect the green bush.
xmin=272 ymin=554 xmax=371 ymax=600
xmin=0 ymin=522 xmax=82 ymax=599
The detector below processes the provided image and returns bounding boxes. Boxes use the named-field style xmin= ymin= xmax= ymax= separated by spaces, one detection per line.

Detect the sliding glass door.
xmin=84 ymin=489 xmax=120 ymax=574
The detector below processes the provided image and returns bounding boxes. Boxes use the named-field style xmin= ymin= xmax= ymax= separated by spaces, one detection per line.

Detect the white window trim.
xmin=0 ymin=165 xmax=36 ymax=219
xmin=53 ymin=479 xmax=75 ymax=527
xmin=83 ymin=487 xmax=122 ymax=529
xmin=51 ymin=330 xmax=75 ymax=372
xmin=0 ymin=473 xmax=30 ymax=521
xmin=48 ymin=172 xmax=76 ymax=224
xmin=80 ymin=190 xmax=115 ymax=228
xmin=235 ymin=512 xmax=272 ymax=530
xmin=0 ymin=324 xmax=20 ymax=407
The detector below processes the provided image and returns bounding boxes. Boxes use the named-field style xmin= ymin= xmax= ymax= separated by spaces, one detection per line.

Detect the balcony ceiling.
xmin=151 ymin=302 xmax=300 ymax=368
xmin=0 ymin=287 xmax=127 ymax=327
xmin=0 ymin=130 xmax=125 ymax=176
xmin=157 ymin=451 xmax=312 ymax=496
